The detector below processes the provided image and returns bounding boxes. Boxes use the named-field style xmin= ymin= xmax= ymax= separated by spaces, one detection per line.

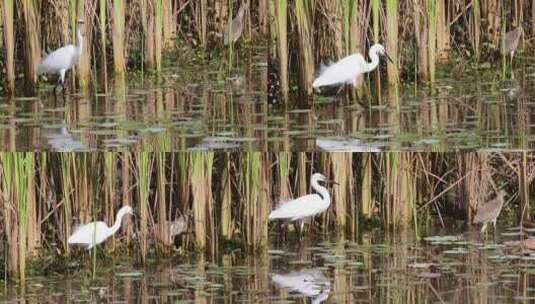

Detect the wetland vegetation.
xmin=0 ymin=1 xmax=267 ymax=151
xmin=269 ymin=1 xmax=535 ymax=150
xmin=3 ymin=1 xmax=535 ymax=303
xmin=0 ymin=151 xmax=533 ymax=295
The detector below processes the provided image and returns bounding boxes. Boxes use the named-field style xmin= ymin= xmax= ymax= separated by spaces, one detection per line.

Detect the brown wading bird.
xmin=473 ymin=190 xmax=507 ymax=234
xmin=502 ymin=26 xmax=522 ymax=66
xmin=224 ymin=2 xmax=247 ymax=45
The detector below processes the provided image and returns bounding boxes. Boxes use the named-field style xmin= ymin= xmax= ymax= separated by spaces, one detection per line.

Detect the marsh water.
xmin=3 ymin=54 xmax=535 ymax=151
xmin=0 ymin=45 xmax=267 ymax=151
xmin=272 ymin=61 xmax=535 ymax=151
xmin=3 ymin=226 xmax=535 ymax=303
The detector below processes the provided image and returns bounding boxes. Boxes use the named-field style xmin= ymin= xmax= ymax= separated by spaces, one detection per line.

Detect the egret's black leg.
xmin=329 ymin=85 xmax=345 ymax=104
xmin=354 ymin=87 xmax=368 ymax=109
xmin=61 ymin=81 xmax=66 ymax=100
xmin=54 ymin=77 xmax=61 ymax=97
xmin=493 ymin=221 xmax=497 ymax=243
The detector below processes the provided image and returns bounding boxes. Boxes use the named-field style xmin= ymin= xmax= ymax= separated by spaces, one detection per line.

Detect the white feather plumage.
xmin=68 ymin=206 xmax=133 ymax=250
xmin=312 ymin=44 xmax=387 ymax=88
xmin=37 ymin=27 xmax=83 ymax=84
xmin=268 ymin=173 xmax=332 ymax=222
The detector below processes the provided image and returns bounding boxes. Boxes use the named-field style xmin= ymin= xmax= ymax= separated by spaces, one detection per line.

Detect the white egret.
xmin=316 ymin=137 xmax=381 ymax=152
xmin=269 ymin=173 xmax=336 ymax=227
xmin=68 ymin=205 xmax=134 ymax=250
xmin=38 ymin=20 xmax=84 ymax=93
xmin=272 ymin=270 xmax=331 ymax=304
xmin=313 ymin=43 xmax=393 ymax=89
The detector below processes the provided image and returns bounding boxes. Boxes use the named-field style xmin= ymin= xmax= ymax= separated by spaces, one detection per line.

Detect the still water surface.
xmin=270 ymin=62 xmax=535 ymax=151
xmin=3 ymin=227 xmax=535 ymax=303
xmin=0 ymin=45 xmax=267 ymax=151
xmin=2 ymin=53 xmax=535 ymax=151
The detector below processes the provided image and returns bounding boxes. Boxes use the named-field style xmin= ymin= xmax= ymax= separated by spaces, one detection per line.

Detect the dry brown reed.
xmin=271 ymin=1 xmax=535 ymax=104
xmin=0 ymin=151 xmax=531 ymax=280
xmin=0 ymin=1 xmax=264 ymax=90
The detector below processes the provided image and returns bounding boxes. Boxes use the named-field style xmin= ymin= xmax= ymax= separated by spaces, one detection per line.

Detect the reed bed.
xmin=271 ymin=1 xmax=535 ymax=105
xmin=0 ymin=151 xmax=533 ymax=280
xmin=0 ymin=0 xmax=267 ymax=93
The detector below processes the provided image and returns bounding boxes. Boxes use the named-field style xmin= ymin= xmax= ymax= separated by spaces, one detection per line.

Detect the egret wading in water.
xmin=313 ymin=44 xmax=393 ymax=105
xmin=68 ymin=205 xmax=134 ymax=250
xmin=269 ymin=173 xmax=337 ymax=231
xmin=38 ymin=19 xmax=84 ymax=96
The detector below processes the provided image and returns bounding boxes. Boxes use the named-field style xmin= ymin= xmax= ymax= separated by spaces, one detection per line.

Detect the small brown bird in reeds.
xmin=473 ymin=190 xmax=507 ymax=235
xmin=224 ymin=2 xmax=247 ymax=45
xmin=502 ymin=26 xmax=523 ymax=66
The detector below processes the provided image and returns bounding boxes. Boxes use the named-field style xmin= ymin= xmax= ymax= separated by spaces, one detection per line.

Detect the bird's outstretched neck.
xmin=311 ymin=177 xmax=330 ymax=204
xmin=111 ymin=208 xmax=127 ymax=234
xmin=366 ymin=46 xmax=381 ymax=73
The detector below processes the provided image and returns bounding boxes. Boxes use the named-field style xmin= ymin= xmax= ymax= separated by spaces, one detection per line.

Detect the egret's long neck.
xmin=76 ymin=28 xmax=83 ymax=57
xmin=111 ymin=210 xmax=126 ymax=234
xmin=312 ymin=180 xmax=330 ymax=205
xmin=366 ymin=48 xmax=380 ymax=73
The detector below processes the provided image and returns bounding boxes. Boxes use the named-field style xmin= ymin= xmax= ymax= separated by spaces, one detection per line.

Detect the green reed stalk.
xmin=258 ymin=153 xmax=270 ymax=250
xmin=330 ymin=153 xmax=348 ymax=231
xmin=175 ymin=152 xmax=189 ymax=209
xmin=295 ymin=0 xmax=314 ymax=96
xmin=20 ymin=0 xmax=40 ymax=86
xmin=190 ymin=152 xmax=206 ymax=251
xmin=1 ymin=153 xmax=32 ymax=282
xmin=99 ymin=0 xmax=108 ymax=88
xmin=25 ymin=154 xmax=37 ymax=256
xmin=472 ymin=0 xmax=481 ymax=62
xmin=385 ymin=153 xmax=397 ymax=225
xmin=386 ymin=0 xmax=398 ymax=86
xmin=371 ymin=0 xmax=381 ymax=103
xmin=275 ymin=0 xmax=288 ymax=102
xmin=0 ymin=154 xmax=15 ymax=278
xmin=343 ymin=0 xmax=359 ymax=54
xmin=361 ymin=154 xmax=373 ymax=218
xmin=162 ymin=0 xmax=174 ymax=48
xmin=76 ymin=1 xmax=93 ymax=88
xmin=372 ymin=0 xmax=379 ymax=43
xmin=501 ymin=4 xmax=506 ymax=79
xmin=137 ymin=152 xmax=150 ymax=263
xmin=121 ymin=153 xmax=133 ymax=241
xmin=154 ymin=0 xmax=163 ymax=72
xmin=141 ymin=0 xmax=157 ymax=71
xmin=112 ymin=0 xmax=126 ymax=74
xmin=156 ymin=152 xmax=168 ymax=247
xmin=104 ymin=152 xmax=115 ymax=248
xmin=278 ymin=152 xmax=291 ymax=200
xmin=197 ymin=0 xmax=208 ymax=46
xmin=205 ymin=152 xmax=216 ymax=256
xmin=228 ymin=0 xmax=234 ymax=71
xmin=520 ymin=152 xmax=530 ymax=221
xmin=60 ymin=154 xmax=72 ymax=255
xmin=427 ymin=0 xmax=437 ymax=83
xmin=243 ymin=153 xmax=257 ymax=247
xmin=221 ymin=153 xmax=232 ymax=240
xmin=2 ymin=0 xmax=15 ymax=92
xmin=243 ymin=152 xmax=268 ymax=249
xmin=436 ymin=0 xmax=449 ymax=60
xmin=14 ymin=153 xmax=32 ymax=283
